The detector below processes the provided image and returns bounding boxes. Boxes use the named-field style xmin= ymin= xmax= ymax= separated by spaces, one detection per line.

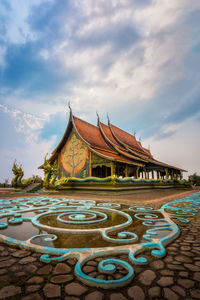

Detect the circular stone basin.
xmin=73 ymin=214 xmax=87 ymax=219
xmin=57 ymin=210 xmax=107 ymax=224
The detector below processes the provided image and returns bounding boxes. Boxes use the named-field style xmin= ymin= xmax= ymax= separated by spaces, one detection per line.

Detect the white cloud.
xmin=0 ymin=0 xmax=55 ymax=69
xmin=0 ymin=0 xmax=40 ymax=44
xmin=2 ymin=0 xmax=196 ymax=117
xmin=0 ymin=104 xmax=56 ymax=182
xmin=0 ymin=104 xmax=45 ymax=135
xmin=143 ymin=115 xmax=200 ymax=178
xmin=161 ymin=122 xmax=183 ymax=135
xmin=39 ymin=49 xmax=50 ymax=60
xmin=133 ymin=0 xmax=200 ymax=36
xmin=45 ymin=0 xmax=197 ymax=114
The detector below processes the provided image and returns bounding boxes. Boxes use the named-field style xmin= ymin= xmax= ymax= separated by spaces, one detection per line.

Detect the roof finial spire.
xmin=134 ymin=130 xmax=136 ymax=136
xmin=107 ymin=113 xmax=110 ymax=125
xmin=68 ymin=101 xmax=72 ymax=115
xmin=96 ymin=110 xmax=100 ymax=125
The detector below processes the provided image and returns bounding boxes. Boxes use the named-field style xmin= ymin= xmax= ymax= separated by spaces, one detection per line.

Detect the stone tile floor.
xmin=0 ymin=213 xmax=200 ymax=299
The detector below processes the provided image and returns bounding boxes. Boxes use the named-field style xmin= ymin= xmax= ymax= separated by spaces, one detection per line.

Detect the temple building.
xmin=39 ymin=107 xmax=187 ymax=191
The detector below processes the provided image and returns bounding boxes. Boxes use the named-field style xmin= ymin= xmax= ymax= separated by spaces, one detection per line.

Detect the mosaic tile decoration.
xmin=0 ymin=192 xmax=199 ymax=288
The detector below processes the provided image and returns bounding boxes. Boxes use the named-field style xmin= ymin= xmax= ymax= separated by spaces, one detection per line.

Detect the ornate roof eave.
xmin=98 ymin=121 xmax=148 ymax=163
xmin=116 ymin=160 xmax=144 ymax=167
xmin=108 ymin=122 xmax=150 ymax=159
xmin=90 ymin=147 xmax=144 ymax=167
xmin=114 ymin=146 xmax=148 ymax=163
xmin=91 ymin=146 xmax=118 ymax=155
xmin=126 ymin=146 xmax=151 ymax=160
xmin=71 ymin=115 xmax=91 ymax=148
xmin=50 ymin=108 xmax=73 ymax=156
xmin=129 ymin=143 xmax=153 ymax=160
xmin=98 ymin=121 xmax=120 ymax=149
xmin=48 ymin=107 xmax=93 ymax=163
xmin=99 ymin=122 xmax=137 ymax=158
xmin=89 ymin=147 xmax=115 ymax=161
xmin=108 ymin=122 xmax=128 ymax=148
xmin=72 ymin=114 xmax=117 ymax=153
xmin=117 ymin=146 xmax=149 ymax=161
xmin=148 ymin=159 xmax=187 ymax=172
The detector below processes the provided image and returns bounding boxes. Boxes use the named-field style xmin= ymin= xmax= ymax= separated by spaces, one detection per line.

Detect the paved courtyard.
xmin=0 ymin=189 xmax=199 ymax=299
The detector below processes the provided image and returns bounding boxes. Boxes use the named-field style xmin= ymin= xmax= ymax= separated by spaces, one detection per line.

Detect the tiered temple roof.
xmin=49 ymin=110 xmax=186 ymax=173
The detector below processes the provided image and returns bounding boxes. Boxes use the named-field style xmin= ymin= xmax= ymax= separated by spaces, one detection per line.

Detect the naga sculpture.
xmin=11 ymin=160 xmax=35 ymax=188
xmin=40 ymin=153 xmax=54 ymax=188
xmin=11 ymin=160 xmax=24 ymax=187
xmin=49 ymin=160 xmax=58 ymax=187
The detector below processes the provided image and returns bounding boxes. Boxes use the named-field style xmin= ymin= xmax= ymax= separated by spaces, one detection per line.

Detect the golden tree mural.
xmin=61 ymin=132 xmax=88 ymax=177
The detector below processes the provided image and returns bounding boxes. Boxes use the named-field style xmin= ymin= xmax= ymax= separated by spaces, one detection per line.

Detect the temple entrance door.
xmin=92 ymin=165 xmax=111 ymax=178
xmin=115 ymin=163 xmax=126 ymax=177
xmin=102 ymin=165 xmax=106 ymax=177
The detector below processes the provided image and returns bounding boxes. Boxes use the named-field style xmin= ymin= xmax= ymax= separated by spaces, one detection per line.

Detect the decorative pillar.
xmin=157 ymin=171 xmax=159 ymax=179
xmin=111 ymin=162 xmax=114 ymax=176
xmin=165 ymin=168 xmax=169 ymax=180
xmin=145 ymin=169 xmax=147 ymax=179
xmin=125 ymin=165 xmax=128 ymax=177
xmin=152 ymin=170 xmax=154 ymax=179
xmin=89 ymin=152 xmax=92 ymax=177
xmin=136 ymin=167 xmax=139 ymax=179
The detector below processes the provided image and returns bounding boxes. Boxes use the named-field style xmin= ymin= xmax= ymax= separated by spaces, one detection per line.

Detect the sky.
xmin=0 ymin=0 xmax=200 ymax=182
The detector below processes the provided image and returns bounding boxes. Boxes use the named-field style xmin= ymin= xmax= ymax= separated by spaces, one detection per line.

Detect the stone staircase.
xmin=22 ymin=182 xmax=43 ymax=193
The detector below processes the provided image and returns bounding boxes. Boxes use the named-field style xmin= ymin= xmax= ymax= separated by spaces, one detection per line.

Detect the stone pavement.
xmin=0 ymin=188 xmax=194 ymax=205
xmin=0 ymin=212 xmax=200 ymax=299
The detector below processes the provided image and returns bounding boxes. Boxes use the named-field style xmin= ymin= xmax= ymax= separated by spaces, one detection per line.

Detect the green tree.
xmin=189 ymin=173 xmax=200 ymax=186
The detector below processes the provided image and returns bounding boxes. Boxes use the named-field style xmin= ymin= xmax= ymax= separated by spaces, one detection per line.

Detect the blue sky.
xmin=0 ymin=0 xmax=200 ymax=182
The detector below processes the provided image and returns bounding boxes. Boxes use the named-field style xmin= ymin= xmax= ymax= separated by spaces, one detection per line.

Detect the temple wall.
xmin=90 ymin=152 xmax=113 ymax=177
xmin=91 ymin=152 xmax=111 ymax=166
xmin=58 ymin=128 xmax=89 ymax=178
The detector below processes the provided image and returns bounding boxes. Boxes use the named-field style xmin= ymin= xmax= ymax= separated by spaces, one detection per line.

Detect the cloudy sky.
xmin=0 ymin=0 xmax=200 ymax=182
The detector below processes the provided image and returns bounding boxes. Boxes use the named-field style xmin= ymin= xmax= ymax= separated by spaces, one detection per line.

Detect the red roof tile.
xmin=100 ymin=122 xmax=122 ymax=147
xmin=100 ymin=122 xmax=149 ymax=161
xmin=73 ymin=116 xmax=112 ymax=151
xmin=109 ymin=123 xmax=145 ymax=152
